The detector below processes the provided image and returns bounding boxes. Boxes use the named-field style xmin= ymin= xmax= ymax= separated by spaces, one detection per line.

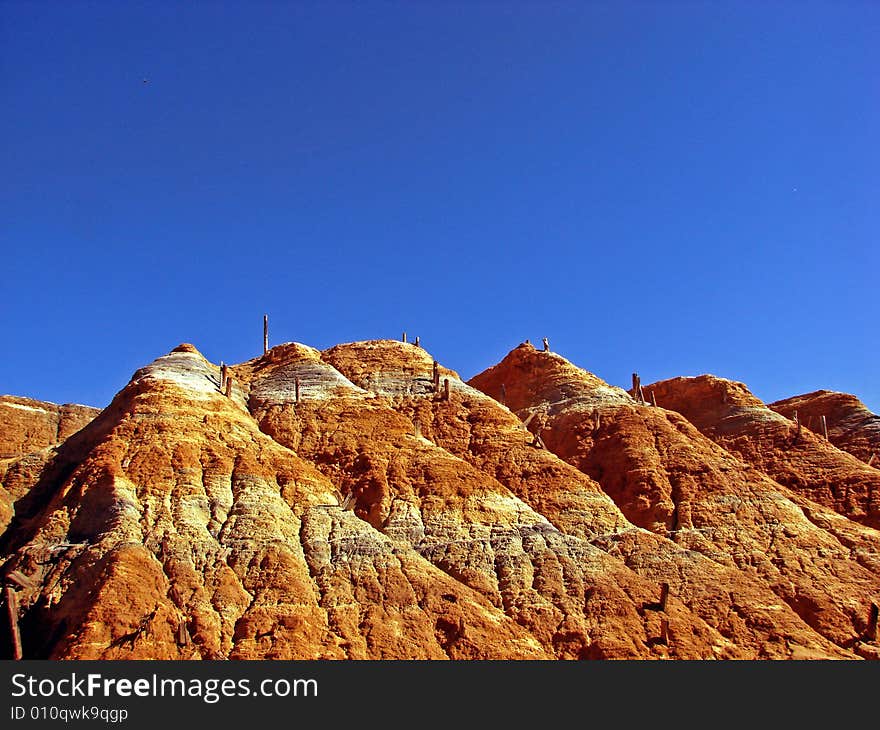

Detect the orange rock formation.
xmin=1 ymin=340 xmax=879 ymax=659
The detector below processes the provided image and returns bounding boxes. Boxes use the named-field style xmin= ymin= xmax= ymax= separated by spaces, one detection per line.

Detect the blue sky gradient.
xmin=2 ymin=1 xmax=878 ymax=410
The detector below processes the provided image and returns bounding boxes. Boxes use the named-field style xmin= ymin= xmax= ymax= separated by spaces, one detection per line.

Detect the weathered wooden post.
xmin=432 ymin=361 xmax=440 ymax=392
xmin=542 ymin=337 xmax=549 ymax=352
xmin=794 ymin=410 xmax=801 ymax=437
xmin=821 ymin=415 xmax=828 ymax=441
xmin=659 ymin=617 xmax=669 ymax=646
xmin=659 ymin=582 xmax=669 ymax=612
xmin=263 ymin=314 xmax=269 ymax=355
xmin=868 ymin=603 xmax=879 ymax=643
xmin=632 ymin=373 xmax=643 ymax=404
xmin=443 ymin=378 xmax=450 ymax=402
xmin=176 ymin=620 xmax=189 ymax=647
xmin=402 ymin=332 xmax=407 ymax=343
xmin=414 ymin=336 xmax=420 ymax=348
xmin=5 ymin=571 xmax=35 ymax=590
xmin=500 ymin=384 xmax=507 ymax=406
xmin=224 ymin=375 xmax=234 ymax=398
xmin=220 ymin=362 xmax=228 ymax=391
xmin=413 ymin=415 xmax=422 ymax=438
xmin=295 ymin=377 xmax=301 ymax=403
xmin=650 ymin=391 xmax=657 ymax=408
xmin=3 ymin=585 xmax=22 ymax=660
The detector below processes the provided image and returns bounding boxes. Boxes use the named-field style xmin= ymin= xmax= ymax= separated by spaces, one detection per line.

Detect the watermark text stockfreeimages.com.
xmin=10 ymin=672 xmax=317 ymax=705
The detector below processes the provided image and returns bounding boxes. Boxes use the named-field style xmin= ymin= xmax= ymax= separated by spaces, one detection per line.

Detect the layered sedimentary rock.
xmin=0 ymin=345 xmax=547 ymax=659
xmin=0 ymin=397 xmax=100 ymax=534
xmin=0 ymin=396 xmax=98 ymax=459
xmin=324 ymin=341 xmax=852 ymax=658
xmin=645 ymin=376 xmax=880 ymax=530
xmin=469 ymin=343 xmax=880 ymax=656
xmin=770 ymin=390 xmax=880 ymax=467
xmin=233 ymin=342 xmax=731 ymax=659
xmin=2 ymin=340 xmax=880 ymax=660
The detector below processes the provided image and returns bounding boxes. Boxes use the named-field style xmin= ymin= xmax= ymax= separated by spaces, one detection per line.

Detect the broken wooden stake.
xmin=500 ymin=384 xmax=507 ymax=406
xmin=794 ymin=410 xmax=801 ymax=437
xmin=3 ymin=586 xmax=22 ymax=660
xmin=868 ymin=453 xmax=877 ymax=467
xmin=414 ymin=336 xmax=420 ymax=348
xmin=632 ymin=373 xmax=643 ymax=404
xmin=432 ymin=361 xmax=440 ymax=392
xmin=659 ymin=617 xmax=669 ymax=646
xmin=868 ymin=602 xmax=879 ymax=643
xmin=413 ymin=416 xmax=422 ymax=438
xmin=295 ymin=377 xmax=301 ymax=403
xmin=341 ymin=491 xmax=356 ymax=511
xmin=263 ymin=314 xmax=269 ymax=355
xmin=650 ymin=390 xmax=657 ymax=408
xmin=542 ymin=337 xmax=549 ymax=352
xmin=531 ymin=413 xmax=549 ymax=449
xmin=224 ymin=375 xmax=234 ymax=398
xmin=443 ymin=378 xmax=450 ymax=401
xmin=176 ymin=620 xmax=189 ymax=647
xmin=644 ymin=582 xmax=669 ymax=612
xmin=4 ymin=571 xmax=36 ymax=591
xmin=402 ymin=331 xmax=407 ymax=343
xmin=220 ymin=362 xmax=228 ymax=391
xmin=821 ymin=414 xmax=828 ymax=441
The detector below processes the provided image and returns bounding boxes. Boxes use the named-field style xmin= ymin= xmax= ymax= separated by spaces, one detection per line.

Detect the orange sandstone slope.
xmin=468 ymin=343 xmax=880 ymax=656
xmin=2 ymin=339 xmax=879 ymax=659
xmin=0 ymin=345 xmax=547 ymax=659
xmin=324 ymin=341 xmax=851 ymax=659
xmin=646 ymin=376 xmax=880 ymax=530
xmin=232 ymin=342 xmax=733 ymax=659
xmin=770 ymin=390 xmax=880 ymax=467
xmin=0 ymin=395 xmax=99 ymax=460
xmin=0 ymin=396 xmax=100 ymax=534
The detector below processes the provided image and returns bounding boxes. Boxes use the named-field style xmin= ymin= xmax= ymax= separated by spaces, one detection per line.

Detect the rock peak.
xmin=170 ymin=343 xmax=204 ymax=356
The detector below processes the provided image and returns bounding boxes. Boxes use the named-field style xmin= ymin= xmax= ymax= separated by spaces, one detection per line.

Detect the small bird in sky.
xmin=142 ymin=78 xmax=149 ymax=84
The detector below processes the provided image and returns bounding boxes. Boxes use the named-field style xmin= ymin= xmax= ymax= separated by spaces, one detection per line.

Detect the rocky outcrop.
xmin=0 ymin=397 xmax=100 ymax=534
xmin=0 ymin=345 xmax=547 ymax=659
xmin=646 ymin=376 xmax=880 ymax=529
xmin=325 ymin=341 xmax=857 ymax=658
xmin=0 ymin=396 xmax=99 ymax=459
xmin=234 ymin=341 xmax=733 ymax=659
xmin=469 ymin=344 xmax=880 ymax=656
xmin=770 ymin=390 xmax=880 ymax=467
xmin=3 ymin=339 xmax=880 ymax=660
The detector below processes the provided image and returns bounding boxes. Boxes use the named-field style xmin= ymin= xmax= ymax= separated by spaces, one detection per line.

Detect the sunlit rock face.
xmin=2 ymin=340 xmax=879 ymax=660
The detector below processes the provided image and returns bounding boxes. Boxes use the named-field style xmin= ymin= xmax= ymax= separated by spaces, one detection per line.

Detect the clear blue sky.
xmin=2 ymin=1 xmax=878 ymax=411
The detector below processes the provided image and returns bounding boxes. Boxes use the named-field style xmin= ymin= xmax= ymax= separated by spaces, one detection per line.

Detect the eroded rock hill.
xmin=0 ymin=396 xmax=99 ymax=460
xmin=468 ymin=344 xmax=880 ymax=658
xmin=2 ymin=340 xmax=879 ymax=659
xmin=645 ymin=376 xmax=880 ymax=531
xmin=0 ymin=397 xmax=100 ymax=536
xmin=770 ymin=391 xmax=880 ymax=467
